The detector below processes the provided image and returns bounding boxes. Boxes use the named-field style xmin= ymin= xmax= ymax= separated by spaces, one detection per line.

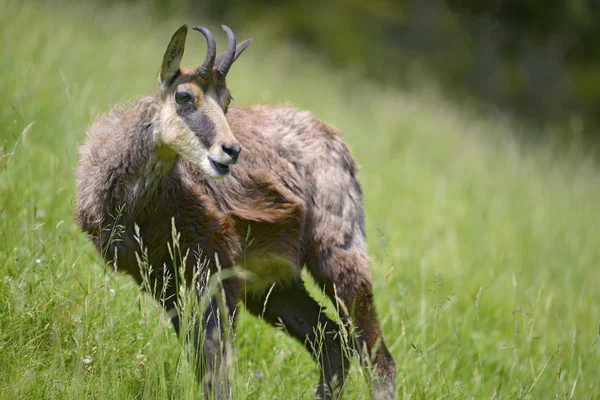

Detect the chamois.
xmin=75 ymin=24 xmax=396 ymax=399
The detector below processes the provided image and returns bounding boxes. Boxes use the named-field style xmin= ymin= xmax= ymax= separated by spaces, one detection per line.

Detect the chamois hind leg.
xmin=307 ymin=247 xmax=396 ymax=399
xmin=305 ymin=147 xmax=396 ymax=398
xmin=244 ymin=279 xmax=349 ymax=399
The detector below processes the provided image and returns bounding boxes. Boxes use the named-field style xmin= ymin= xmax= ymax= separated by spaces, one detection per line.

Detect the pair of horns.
xmin=194 ymin=25 xmax=236 ymax=80
xmin=160 ymin=24 xmax=251 ymax=90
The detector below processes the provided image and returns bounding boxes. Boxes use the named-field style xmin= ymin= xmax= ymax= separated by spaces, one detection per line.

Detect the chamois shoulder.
xmin=79 ymin=94 xmax=159 ymax=167
xmin=75 ymin=94 xmax=160 ymax=229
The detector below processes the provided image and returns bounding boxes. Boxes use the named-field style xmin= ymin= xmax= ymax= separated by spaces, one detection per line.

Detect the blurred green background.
xmin=1 ymin=0 xmax=599 ymax=399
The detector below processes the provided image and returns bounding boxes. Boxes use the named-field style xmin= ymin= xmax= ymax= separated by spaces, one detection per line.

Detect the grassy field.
xmin=1 ymin=0 xmax=599 ymax=398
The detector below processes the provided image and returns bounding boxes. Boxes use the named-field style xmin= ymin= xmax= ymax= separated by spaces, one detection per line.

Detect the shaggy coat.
xmin=75 ymin=24 xmax=395 ymax=400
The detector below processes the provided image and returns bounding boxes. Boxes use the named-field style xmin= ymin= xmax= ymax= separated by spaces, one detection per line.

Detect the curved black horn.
xmin=193 ymin=26 xmax=216 ymax=79
xmin=216 ymin=25 xmax=236 ymax=80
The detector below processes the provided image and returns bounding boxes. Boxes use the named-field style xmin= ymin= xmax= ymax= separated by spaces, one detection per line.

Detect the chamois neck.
xmin=127 ymin=142 xmax=177 ymax=211
xmin=102 ymin=96 xmax=177 ymax=215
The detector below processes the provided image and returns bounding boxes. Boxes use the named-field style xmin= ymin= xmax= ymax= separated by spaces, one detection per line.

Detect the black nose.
xmin=222 ymin=143 xmax=242 ymax=162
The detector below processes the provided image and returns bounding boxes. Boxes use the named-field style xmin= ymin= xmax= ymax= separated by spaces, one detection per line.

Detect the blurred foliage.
xmin=145 ymin=0 xmax=600 ymax=137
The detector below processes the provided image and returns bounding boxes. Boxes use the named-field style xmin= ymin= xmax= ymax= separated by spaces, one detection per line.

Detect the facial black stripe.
xmin=176 ymin=105 xmax=217 ymax=148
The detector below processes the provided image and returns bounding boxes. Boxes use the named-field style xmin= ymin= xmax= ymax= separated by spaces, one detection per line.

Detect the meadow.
xmin=1 ymin=0 xmax=599 ymax=398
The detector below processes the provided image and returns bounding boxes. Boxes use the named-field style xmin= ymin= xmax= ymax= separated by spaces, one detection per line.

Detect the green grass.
xmin=1 ymin=0 xmax=599 ymax=398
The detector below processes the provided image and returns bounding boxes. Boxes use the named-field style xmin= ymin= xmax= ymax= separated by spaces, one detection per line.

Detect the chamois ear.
xmin=159 ymin=24 xmax=188 ymax=93
xmin=232 ymin=38 xmax=252 ymax=62
xmin=215 ymin=38 xmax=252 ymax=71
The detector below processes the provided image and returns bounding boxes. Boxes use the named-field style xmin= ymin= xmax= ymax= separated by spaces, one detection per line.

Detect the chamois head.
xmin=157 ymin=24 xmax=251 ymax=178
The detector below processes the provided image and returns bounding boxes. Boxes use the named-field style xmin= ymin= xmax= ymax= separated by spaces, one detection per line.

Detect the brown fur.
xmin=75 ymin=25 xmax=395 ymax=399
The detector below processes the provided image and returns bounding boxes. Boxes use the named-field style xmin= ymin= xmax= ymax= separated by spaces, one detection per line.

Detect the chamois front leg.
xmin=195 ymin=278 xmax=240 ymax=400
xmin=161 ymin=266 xmax=239 ymax=399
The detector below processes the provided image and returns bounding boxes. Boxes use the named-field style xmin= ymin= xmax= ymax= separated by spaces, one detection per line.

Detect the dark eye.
xmin=175 ymin=91 xmax=192 ymax=104
xmin=224 ymin=94 xmax=233 ymax=114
